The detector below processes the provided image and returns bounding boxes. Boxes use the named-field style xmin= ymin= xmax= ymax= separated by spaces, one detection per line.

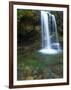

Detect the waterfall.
xmin=39 ymin=11 xmax=61 ymax=54
xmin=51 ymin=15 xmax=60 ymax=50
xmin=41 ymin=11 xmax=51 ymax=49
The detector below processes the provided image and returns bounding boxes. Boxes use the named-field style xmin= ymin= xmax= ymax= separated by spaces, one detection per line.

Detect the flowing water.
xmin=39 ymin=11 xmax=62 ymax=54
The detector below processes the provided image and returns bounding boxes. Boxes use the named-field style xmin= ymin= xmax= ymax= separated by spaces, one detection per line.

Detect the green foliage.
xmin=17 ymin=9 xmax=40 ymax=46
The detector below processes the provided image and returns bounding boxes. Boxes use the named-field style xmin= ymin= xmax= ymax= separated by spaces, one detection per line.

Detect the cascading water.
xmin=39 ymin=11 xmax=62 ymax=54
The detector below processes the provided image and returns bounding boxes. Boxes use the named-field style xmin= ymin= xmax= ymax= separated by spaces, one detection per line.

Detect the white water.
xmin=39 ymin=11 xmax=61 ymax=54
xmin=51 ymin=15 xmax=60 ymax=51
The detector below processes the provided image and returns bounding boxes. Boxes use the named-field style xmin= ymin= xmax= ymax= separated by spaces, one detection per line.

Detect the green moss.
xmin=17 ymin=51 xmax=63 ymax=80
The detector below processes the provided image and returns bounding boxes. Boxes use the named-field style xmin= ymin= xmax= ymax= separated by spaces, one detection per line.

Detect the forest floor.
xmin=17 ymin=46 xmax=63 ymax=80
